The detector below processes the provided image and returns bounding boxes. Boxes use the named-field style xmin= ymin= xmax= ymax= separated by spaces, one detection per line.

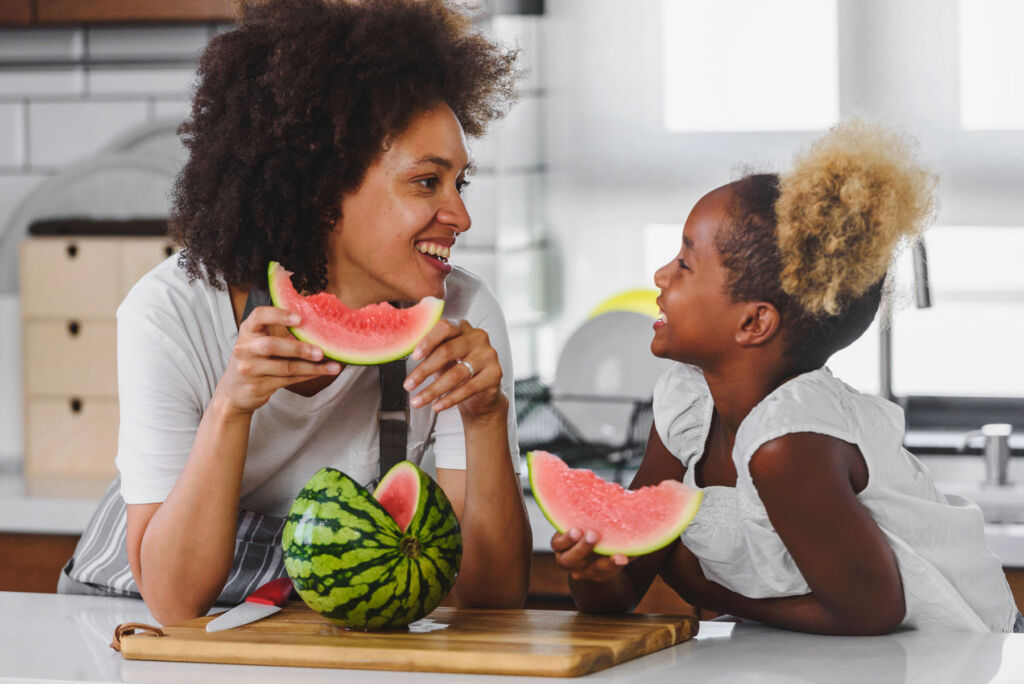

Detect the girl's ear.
xmin=735 ymin=302 xmax=781 ymax=347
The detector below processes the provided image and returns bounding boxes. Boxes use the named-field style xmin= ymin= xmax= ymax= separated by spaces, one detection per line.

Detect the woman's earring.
xmin=325 ymin=207 xmax=340 ymax=227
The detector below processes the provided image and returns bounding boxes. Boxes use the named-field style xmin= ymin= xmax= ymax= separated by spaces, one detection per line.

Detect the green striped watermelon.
xmin=282 ymin=462 xmax=461 ymax=630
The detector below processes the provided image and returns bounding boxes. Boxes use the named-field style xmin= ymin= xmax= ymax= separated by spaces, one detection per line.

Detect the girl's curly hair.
xmin=717 ymin=120 xmax=936 ymax=369
xmin=169 ymin=0 xmax=519 ymax=293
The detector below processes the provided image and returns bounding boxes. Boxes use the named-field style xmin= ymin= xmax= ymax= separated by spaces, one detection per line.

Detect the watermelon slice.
xmin=267 ymin=261 xmax=444 ymax=365
xmin=374 ymin=460 xmax=421 ymax=533
xmin=528 ymin=450 xmax=702 ymax=556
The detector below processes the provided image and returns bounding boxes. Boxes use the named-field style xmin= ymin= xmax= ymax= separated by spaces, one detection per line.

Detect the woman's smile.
xmin=415 ymin=238 xmax=455 ymax=274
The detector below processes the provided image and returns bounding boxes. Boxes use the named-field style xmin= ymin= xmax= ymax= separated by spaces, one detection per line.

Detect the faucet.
xmin=959 ymin=423 xmax=1013 ymax=487
xmin=879 ymin=239 xmax=931 ymax=401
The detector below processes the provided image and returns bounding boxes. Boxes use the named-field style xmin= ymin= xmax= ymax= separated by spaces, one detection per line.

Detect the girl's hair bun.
xmin=775 ymin=119 xmax=937 ymax=316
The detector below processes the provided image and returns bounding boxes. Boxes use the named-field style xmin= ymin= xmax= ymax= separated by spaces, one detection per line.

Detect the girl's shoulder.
xmin=734 ymin=368 xmax=905 ymax=467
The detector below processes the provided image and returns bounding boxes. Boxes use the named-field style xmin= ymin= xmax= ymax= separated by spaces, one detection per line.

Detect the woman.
xmin=60 ymin=0 xmax=531 ymax=625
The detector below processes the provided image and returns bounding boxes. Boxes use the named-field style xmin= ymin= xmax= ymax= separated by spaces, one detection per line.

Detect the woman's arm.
xmin=436 ymin=398 xmax=532 ymax=608
xmin=559 ymin=425 xmax=688 ymax=613
xmin=660 ymin=432 xmax=905 ymax=636
xmin=404 ymin=319 xmax=531 ymax=608
xmin=126 ymin=306 xmax=340 ymax=625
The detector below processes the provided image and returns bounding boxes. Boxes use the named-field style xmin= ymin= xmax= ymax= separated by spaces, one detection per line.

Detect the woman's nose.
xmin=438 ymin=191 xmax=471 ymax=233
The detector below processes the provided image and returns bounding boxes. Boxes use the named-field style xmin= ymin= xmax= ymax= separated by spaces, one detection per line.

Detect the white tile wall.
xmin=87 ymin=25 xmax=211 ymax=59
xmin=0 ymin=28 xmax=84 ymax=61
xmin=0 ymin=70 xmax=85 ymax=97
xmin=152 ymin=98 xmax=191 ymax=123
xmin=28 ymin=100 xmax=149 ymax=167
xmin=0 ymin=175 xmax=50 ymax=240
xmin=0 ymin=103 xmax=26 ymax=168
xmin=87 ymin=67 xmax=198 ymax=97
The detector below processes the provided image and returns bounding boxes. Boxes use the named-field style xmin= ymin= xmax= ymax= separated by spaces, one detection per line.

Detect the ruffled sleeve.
xmin=652 ymin=363 xmax=714 ymax=469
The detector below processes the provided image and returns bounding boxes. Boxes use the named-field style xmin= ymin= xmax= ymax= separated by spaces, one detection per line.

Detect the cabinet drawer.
xmin=20 ymin=238 xmax=122 ymax=318
xmin=121 ymin=238 xmax=177 ymax=297
xmin=24 ymin=397 xmax=119 ymax=478
xmin=23 ymin=321 xmax=117 ymax=396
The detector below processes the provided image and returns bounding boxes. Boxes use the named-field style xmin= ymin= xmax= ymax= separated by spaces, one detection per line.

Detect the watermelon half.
xmin=528 ymin=450 xmax=702 ymax=556
xmin=282 ymin=462 xmax=462 ymax=630
xmin=267 ymin=261 xmax=444 ymax=365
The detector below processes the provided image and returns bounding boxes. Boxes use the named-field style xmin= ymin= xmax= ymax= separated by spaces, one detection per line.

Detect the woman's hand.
xmin=551 ymin=529 xmax=630 ymax=582
xmin=217 ymin=306 xmax=341 ymax=415
xmin=403 ymin=319 xmax=505 ymax=419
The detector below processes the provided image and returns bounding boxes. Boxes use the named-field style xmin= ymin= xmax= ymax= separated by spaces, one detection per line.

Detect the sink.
xmin=917 ymin=455 xmax=1024 ymax=524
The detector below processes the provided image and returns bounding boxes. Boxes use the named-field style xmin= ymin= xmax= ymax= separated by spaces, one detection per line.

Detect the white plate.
xmin=551 ymin=311 xmax=674 ymax=446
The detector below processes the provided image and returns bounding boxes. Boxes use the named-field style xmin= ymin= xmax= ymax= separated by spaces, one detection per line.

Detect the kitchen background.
xmin=1 ymin=1 xmax=1023 ymax=477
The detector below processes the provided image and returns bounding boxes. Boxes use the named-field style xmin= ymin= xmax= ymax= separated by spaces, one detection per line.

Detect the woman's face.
xmin=652 ymin=186 xmax=744 ymax=365
xmin=328 ymin=103 xmax=472 ymax=308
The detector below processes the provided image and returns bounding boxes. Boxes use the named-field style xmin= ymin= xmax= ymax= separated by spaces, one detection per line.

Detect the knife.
xmin=206 ymin=577 xmax=294 ymax=632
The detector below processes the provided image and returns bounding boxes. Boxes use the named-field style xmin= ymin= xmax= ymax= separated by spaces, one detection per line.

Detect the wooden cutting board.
xmin=115 ymin=603 xmax=698 ymax=677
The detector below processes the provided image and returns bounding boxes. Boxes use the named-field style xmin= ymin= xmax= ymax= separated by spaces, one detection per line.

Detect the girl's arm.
xmin=558 ymin=425 xmax=688 ymax=613
xmin=661 ymin=432 xmax=905 ymax=636
xmin=404 ymin=320 xmax=532 ymax=608
xmin=126 ymin=306 xmax=340 ymax=625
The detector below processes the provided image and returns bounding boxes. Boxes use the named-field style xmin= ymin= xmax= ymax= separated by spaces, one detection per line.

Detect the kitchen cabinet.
xmin=0 ymin=0 xmax=31 ymax=24
xmin=19 ymin=235 xmax=175 ymax=478
xmin=0 ymin=532 xmax=77 ymax=593
xmin=0 ymin=0 xmax=234 ymax=25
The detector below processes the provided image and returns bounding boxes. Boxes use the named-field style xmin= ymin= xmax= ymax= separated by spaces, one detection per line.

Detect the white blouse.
xmin=653 ymin=363 xmax=1017 ymax=632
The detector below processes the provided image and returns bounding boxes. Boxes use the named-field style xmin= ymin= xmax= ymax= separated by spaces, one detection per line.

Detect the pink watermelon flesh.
xmin=267 ymin=261 xmax=444 ymax=365
xmin=528 ymin=450 xmax=702 ymax=556
xmin=373 ymin=462 xmax=420 ymax=533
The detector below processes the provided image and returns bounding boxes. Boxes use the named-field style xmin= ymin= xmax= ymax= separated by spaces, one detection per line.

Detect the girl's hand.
xmin=217 ymin=306 xmax=341 ymax=415
xmin=403 ymin=319 xmax=505 ymax=419
xmin=551 ymin=529 xmax=630 ymax=582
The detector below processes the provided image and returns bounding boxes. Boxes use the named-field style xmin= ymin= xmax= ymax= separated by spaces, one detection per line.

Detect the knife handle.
xmin=245 ymin=577 xmax=294 ymax=606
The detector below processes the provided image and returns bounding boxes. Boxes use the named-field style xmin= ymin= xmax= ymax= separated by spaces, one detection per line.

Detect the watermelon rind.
xmin=527 ymin=450 xmax=703 ymax=557
xmin=282 ymin=464 xmax=461 ymax=630
xmin=266 ymin=261 xmax=445 ymax=366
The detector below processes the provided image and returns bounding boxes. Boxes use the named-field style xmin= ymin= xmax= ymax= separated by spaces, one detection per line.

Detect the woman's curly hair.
xmin=170 ymin=0 xmax=519 ymax=292
xmin=717 ymin=120 xmax=937 ymax=368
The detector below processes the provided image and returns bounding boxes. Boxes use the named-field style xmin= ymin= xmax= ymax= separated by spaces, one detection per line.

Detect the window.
xmin=662 ymin=0 xmax=839 ymax=131
xmin=959 ymin=0 xmax=1024 ymax=129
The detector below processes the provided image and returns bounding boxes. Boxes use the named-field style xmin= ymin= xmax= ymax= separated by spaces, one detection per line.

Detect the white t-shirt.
xmin=115 ymin=257 xmax=520 ymax=517
xmin=653 ymin=362 xmax=1018 ymax=633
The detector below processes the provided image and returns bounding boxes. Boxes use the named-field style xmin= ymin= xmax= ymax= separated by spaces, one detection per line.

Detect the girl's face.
xmin=652 ymin=187 xmax=745 ymax=364
xmin=327 ymin=103 xmax=472 ymax=308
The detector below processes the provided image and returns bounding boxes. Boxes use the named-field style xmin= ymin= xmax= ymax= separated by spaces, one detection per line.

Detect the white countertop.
xmin=1 ymin=591 xmax=1021 ymax=684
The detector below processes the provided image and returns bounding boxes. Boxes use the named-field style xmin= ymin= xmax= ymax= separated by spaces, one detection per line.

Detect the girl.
xmin=60 ymin=0 xmax=531 ymax=625
xmin=552 ymin=120 xmax=1020 ymax=635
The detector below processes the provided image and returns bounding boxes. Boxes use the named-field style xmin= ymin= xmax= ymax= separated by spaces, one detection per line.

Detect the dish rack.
xmin=514 ymin=377 xmax=653 ymax=486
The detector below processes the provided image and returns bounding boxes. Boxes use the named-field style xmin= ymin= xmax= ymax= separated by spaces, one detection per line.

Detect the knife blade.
xmin=205 ymin=577 xmax=294 ymax=633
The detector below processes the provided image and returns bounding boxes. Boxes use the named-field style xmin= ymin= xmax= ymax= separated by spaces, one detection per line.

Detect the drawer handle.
xmin=66 ymin=243 xmax=78 ymax=259
xmin=164 ymin=245 xmax=174 ymax=257
xmin=68 ymin=320 xmax=80 ymax=336
xmin=70 ymin=397 xmax=83 ymax=413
